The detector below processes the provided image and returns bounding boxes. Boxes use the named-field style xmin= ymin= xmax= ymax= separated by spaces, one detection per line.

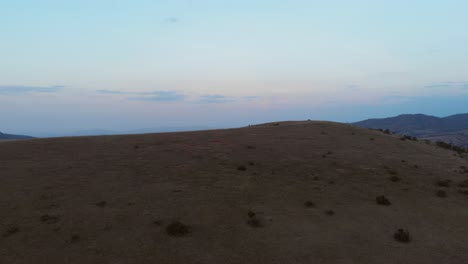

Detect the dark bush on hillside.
xmin=394 ymin=229 xmax=411 ymax=243
xmin=237 ymin=165 xmax=247 ymax=171
xmin=166 ymin=221 xmax=190 ymax=237
xmin=389 ymin=175 xmax=402 ymax=182
xmin=436 ymin=180 xmax=451 ymax=187
xmin=376 ymin=195 xmax=391 ymax=206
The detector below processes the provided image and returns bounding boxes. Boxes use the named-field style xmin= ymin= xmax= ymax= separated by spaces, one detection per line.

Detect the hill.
xmin=353 ymin=114 xmax=468 ymax=148
xmin=1 ymin=121 xmax=468 ymax=263
xmin=0 ymin=131 xmax=34 ymax=140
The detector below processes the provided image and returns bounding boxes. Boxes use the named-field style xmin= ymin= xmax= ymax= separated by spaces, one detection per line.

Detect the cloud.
xmin=0 ymin=85 xmax=65 ymax=94
xmin=425 ymin=81 xmax=468 ymax=90
xmin=164 ymin=17 xmax=179 ymax=24
xmin=130 ymin=91 xmax=186 ymax=102
xmin=95 ymin=89 xmax=260 ymax=104
xmin=96 ymin=89 xmax=125 ymax=94
xmin=425 ymin=82 xmax=454 ymax=89
xmin=197 ymin=95 xmax=234 ymax=104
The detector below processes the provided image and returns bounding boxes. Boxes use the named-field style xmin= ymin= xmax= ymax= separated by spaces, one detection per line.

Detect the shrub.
xmin=376 ymin=195 xmax=391 ymax=206
xmin=166 ymin=221 xmax=190 ymax=237
xmin=394 ymin=229 xmax=411 ymax=243
xmin=237 ymin=165 xmax=247 ymax=171
xmin=325 ymin=210 xmax=335 ymax=216
xmin=389 ymin=175 xmax=401 ymax=182
xmin=304 ymin=201 xmax=315 ymax=207
xmin=248 ymin=211 xmax=256 ymax=218
xmin=436 ymin=180 xmax=451 ymax=187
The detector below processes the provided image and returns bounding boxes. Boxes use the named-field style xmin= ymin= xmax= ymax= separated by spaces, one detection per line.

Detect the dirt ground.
xmin=1 ymin=121 xmax=468 ymax=264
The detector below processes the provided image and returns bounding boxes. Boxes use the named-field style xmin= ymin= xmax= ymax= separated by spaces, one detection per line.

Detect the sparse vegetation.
xmin=394 ymin=229 xmax=411 ymax=243
xmin=436 ymin=141 xmax=468 ymax=154
xmin=2 ymin=226 xmax=19 ymax=237
xmin=376 ymin=195 xmax=391 ymax=206
xmin=166 ymin=221 xmax=190 ymax=237
xmin=304 ymin=201 xmax=315 ymax=207
xmin=400 ymin=135 xmax=418 ymax=141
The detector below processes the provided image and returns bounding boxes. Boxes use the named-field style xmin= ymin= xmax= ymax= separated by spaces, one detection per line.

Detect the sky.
xmin=1 ymin=0 xmax=468 ymax=136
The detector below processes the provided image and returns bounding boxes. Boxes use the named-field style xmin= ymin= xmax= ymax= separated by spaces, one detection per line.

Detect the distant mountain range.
xmin=0 ymin=131 xmax=34 ymax=140
xmin=353 ymin=113 xmax=468 ymax=148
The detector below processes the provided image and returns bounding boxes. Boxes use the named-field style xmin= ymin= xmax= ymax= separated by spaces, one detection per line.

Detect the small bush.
xmin=166 ymin=221 xmax=190 ymax=237
xmin=376 ymin=195 xmax=391 ymax=206
xmin=389 ymin=175 xmax=401 ymax=182
xmin=304 ymin=201 xmax=315 ymax=207
xmin=436 ymin=180 xmax=451 ymax=187
xmin=394 ymin=229 xmax=411 ymax=243
xmin=237 ymin=165 xmax=247 ymax=171
xmin=325 ymin=210 xmax=335 ymax=216
xmin=248 ymin=211 xmax=256 ymax=218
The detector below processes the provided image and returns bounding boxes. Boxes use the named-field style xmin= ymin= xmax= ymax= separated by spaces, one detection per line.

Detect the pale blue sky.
xmin=1 ymin=1 xmax=468 ymax=135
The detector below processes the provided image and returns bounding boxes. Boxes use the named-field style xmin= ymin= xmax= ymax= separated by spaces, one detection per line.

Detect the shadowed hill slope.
xmin=0 ymin=131 xmax=33 ymax=140
xmin=353 ymin=113 xmax=468 ymax=148
xmin=1 ymin=121 xmax=468 ymax=263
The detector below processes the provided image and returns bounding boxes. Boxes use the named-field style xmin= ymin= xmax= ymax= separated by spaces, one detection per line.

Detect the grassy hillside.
xmin=1 ymin=121 xmax=468 ymax=263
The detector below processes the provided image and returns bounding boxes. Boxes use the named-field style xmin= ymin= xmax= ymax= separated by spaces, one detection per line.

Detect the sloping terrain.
xmin=0 ymin=131 xmax=33 ymax=140
xmin=353 ymin=113 xmax=468 ymax=148
xmin=1 ymin=121 xmax=468 ymax=264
